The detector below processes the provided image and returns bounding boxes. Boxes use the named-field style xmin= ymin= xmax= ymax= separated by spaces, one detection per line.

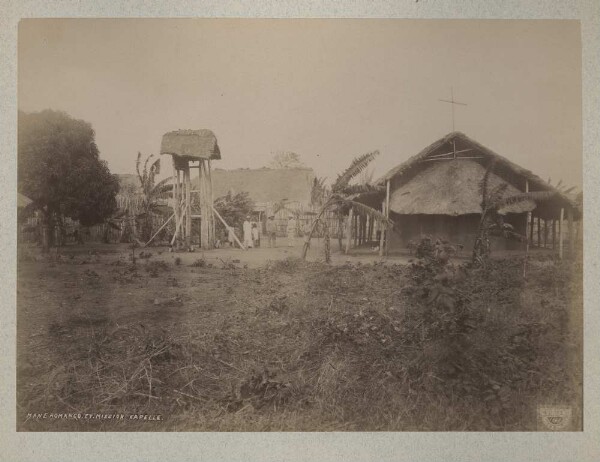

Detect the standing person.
xmin=243 ymin=216 xmax=253 ymax=249
xmin=287 ymin=215 xmax=297 ymax=247
xmin=266 ymin=215 xmax=277 ymax=248
xmin=227 ymin=226 xmax=235 ymax=247
xmin=252 ymin=223 xmax=260 ymax=248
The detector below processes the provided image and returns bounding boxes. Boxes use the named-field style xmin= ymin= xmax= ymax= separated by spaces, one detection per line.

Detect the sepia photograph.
xmin=15 ymin=17 xmax=584 ymax=435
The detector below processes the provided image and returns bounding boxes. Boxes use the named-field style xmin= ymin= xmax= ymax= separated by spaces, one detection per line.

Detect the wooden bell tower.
xmin=160 ymin=129 xmax=220 ymax=250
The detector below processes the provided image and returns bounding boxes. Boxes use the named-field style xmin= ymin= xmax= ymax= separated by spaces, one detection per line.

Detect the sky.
xmin=18 ymin=19 xmax=582 ymax=188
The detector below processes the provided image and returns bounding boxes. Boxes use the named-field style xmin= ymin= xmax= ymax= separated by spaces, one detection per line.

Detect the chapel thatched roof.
xmin=160 ymin=129 xmax=221 ymax=161
xmin=389 ymin=159 xmax=521 ymax=215
xmin=373 ymin=132 xmax=579 ymax=219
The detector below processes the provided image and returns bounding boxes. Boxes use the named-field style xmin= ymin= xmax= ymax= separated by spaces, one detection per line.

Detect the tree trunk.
xmin=324 ymin=222 xmax=331 ymax=264
xmin=301 ymin=203 xmax=330 ymax=260
xmin=337 ymin=213 xmax=343 ymax=251
xmin=131 ymin=210 xmax=137 ymax=242
xmin=472 ymin=210 xmax=490 ymax=265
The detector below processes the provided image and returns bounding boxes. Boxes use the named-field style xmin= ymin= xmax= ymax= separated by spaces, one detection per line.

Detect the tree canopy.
xmin=268 ymin=151 xmax=306 ymax=169
xmin=213 ymin=191 xmax=255 ymax=231
xmin=18 ymin=110 xmax=119 ymax=226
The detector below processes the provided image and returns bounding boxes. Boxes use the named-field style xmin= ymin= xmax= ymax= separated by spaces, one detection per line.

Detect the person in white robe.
xmin=243 ymin=218 xmax=253 ymax=248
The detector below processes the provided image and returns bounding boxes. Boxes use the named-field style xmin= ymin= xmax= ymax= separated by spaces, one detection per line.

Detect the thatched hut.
xmin=359 ymin=132 xmax=580 ymax=255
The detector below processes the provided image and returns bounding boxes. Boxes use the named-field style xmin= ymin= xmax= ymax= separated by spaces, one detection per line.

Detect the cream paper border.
xmin=1 ymin=1 xmax=598 ymax=461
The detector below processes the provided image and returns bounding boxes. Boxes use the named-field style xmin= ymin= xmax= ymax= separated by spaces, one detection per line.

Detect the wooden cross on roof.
xmin=438 ymin=87 xmax=467 ymax=132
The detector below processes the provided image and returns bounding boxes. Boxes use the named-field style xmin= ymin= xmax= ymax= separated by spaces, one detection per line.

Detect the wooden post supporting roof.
xmin=358 ymin=215 xmax=363 ymax=245
xmin=345 ymin=208 xmax=353 ymax=255
xmin=207 ymin=160 xmax=215 ymax=247
xmin=567 ymin=207 xmax=574 ymax=258
xmin=184 ymin=165 xmax=192 ymax=248
xmin=529 ymin=213 xmax=534 ymax=245
xmin=384 ymin=179 xmax=390 ymax=256
xmin=525 ymin=180 xmax=531 ymax=245
xmin=199 ymin=161 xmax=207 ymax=248
xmin=172 ymin=159 xmax=180 ymax=248
xmin=378 ymin=201 xmax=385 ymax=257
xmin=559 ymin=208 xmax=564 ymax=259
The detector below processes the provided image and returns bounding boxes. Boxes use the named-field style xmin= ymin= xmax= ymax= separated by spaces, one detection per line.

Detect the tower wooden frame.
xmin=160 ymin=129 xmax=220 ymax=250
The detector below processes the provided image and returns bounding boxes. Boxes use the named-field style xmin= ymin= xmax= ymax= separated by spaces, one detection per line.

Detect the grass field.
xmin=16 ymin=244 xmax=582 ymax=431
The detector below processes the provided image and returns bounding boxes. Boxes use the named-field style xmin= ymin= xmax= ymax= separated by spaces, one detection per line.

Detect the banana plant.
xmin=310 ymin=176 xmax=328 ymax=207
xmin=472 ymin=160 xmax=556 ymax=266
xmin=301 ymin=150 xmax=392 ymax=262
xmin=135 ymin=153 xmax=173 ymax=242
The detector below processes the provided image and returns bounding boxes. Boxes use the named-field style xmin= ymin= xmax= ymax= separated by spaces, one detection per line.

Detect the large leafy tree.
xmin=301 ymin=151 xmax=392 ymax=262
xmin=213 ymin=191 xmax=255 ymax=232
xmin=268 ymin=151 xmax=306 ymax=169
xmin=18 ymin=110 xmax=119 ymax=250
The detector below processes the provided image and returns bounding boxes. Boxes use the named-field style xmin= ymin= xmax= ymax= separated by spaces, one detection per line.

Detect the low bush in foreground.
xmin=17 ymin=251 xmax=581 ymax=431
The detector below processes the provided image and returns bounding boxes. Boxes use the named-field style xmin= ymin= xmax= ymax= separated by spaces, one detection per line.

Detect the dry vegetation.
xmin=17 ymin=245 xmax=582 ymax=431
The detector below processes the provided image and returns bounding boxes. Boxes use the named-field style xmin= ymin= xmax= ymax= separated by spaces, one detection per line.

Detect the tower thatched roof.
xmin=160 ymin=129 xmax=221 ymax=161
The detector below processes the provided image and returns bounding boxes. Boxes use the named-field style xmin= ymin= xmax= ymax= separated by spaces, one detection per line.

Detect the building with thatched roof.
xmin=360 ymin=132 xmax=580 ymax=254
xmin=201 ymin=167 xmax=316 ymax=211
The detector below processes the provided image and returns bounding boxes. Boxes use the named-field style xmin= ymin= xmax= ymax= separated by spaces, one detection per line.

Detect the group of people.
xmin=223 ymin=215 xmax=299 ymax=249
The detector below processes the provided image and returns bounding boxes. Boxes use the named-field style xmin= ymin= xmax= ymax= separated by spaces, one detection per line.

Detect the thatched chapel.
xmin=361 ymin=132 xmax=580 ymax=254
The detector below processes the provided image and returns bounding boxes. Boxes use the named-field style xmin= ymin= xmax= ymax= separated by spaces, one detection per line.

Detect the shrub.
xmin=190 ymin=258 xmax=206 ymax=268
xmin=145 ymin=260 xmax=170 ymax=278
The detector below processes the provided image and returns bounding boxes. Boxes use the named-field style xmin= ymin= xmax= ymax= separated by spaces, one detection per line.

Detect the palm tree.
xmin=135 ymin=153 xmax=172 ymax=242
xmin=310 ymin=177 xmax=328 ymax=207
xmin=301 ymin=151 xmax=392 ymax=262
xmin=272 ymin=198 xmax=298 ymax=218
xmin=546 ymin=178 xmax=577 ymax=196
xmin=472 ymin=160 xmax=556 ymax=266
